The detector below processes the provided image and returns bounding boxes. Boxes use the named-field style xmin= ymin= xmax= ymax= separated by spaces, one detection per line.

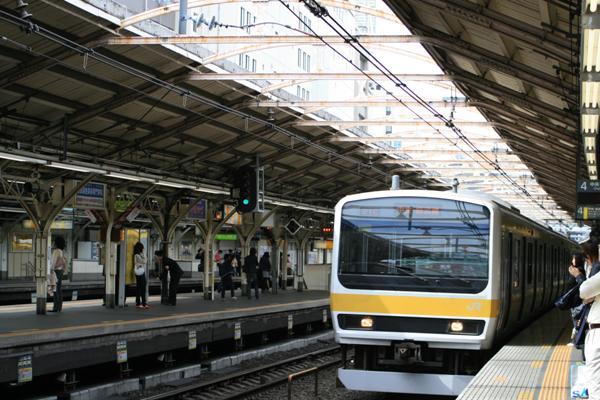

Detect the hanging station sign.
xmin=214 ymin=233 xmax=238 ymax=241
xmin=576 ymin=180 xmax=600 ymax=220
xmin=75 ymin=182 xmax=106 ymax=210
xmin=187 ymin=199 xmax=207 ymax=220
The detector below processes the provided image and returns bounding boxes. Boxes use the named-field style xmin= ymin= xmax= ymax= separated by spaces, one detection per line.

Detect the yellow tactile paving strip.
xmin=457 ymin=309 xmax=577 ymax=400
xmin=538 ymin=326 xmax=574 ymax=399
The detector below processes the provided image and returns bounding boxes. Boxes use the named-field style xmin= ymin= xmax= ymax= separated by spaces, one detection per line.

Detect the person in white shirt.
xmin=578 ymin=241 xmax=600 ymax=399
xmin=50 ymin=236 xmax=67 ymax=313
xmin=133 ymin=242 xmax=149 ymax=309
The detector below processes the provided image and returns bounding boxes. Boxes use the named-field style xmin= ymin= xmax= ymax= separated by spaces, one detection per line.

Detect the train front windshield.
xmin=338 ymin=197 xmax=490 ymax=293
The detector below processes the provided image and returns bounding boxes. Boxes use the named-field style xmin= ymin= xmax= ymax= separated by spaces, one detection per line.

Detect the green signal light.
xmin=242 ymin=199 xmax=250 ymax=205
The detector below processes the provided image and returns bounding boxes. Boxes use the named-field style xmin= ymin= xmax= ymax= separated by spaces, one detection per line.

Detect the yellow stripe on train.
xmin=330 ymin=293 xmax=500 ymax=319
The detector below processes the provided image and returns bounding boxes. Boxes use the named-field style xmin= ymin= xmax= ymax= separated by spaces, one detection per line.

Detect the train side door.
xmin=514 ymin=236 xmax=525 ymax=323
xmin=519 ymin=238 xmax=532 ymax=321
xmin=497 ymin=231 xmax=512 ymax=334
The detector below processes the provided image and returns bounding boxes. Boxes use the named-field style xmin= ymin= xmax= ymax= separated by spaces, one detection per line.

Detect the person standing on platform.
xmin=219 ymin=254 xmax=236 ymax=300
xmin=156 ymin=251 xmax=169 ymax=305
xmin=230 ymin=252 xmax=239 ymax=277
xmin=244 ymin=248 xmax=260 ymax=299
xmin=155 ymin=250 xmax=183 ymax=306
xmin=566 ymin=254 xmax=587 ymax=343
xmin=50 ymin=236 xmax=67 ymax=313
xmin=195 ymin=248 xmax=204 ymax=272
xmin=576 ymin=241 xmax=600 ymax=400
xmin=133 ymin=242 xmax=149 ymax=309
xmin=214 ymin=249 xmax=223 ymax=269
xmin=259 ymin=251 xmax=272 ymax=292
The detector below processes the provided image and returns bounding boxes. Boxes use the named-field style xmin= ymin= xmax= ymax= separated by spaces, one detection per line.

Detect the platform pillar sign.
xmin=17 ymin=354 xmax=33 ymax=384
xmin=234 ymin=322 xmax=242 ymax=340
xmin=116 ymin=340 xmax=127 ymax=364
xmin=188 ymin=330 xmax=197 ymax=350
xmin=234 ymin=322 xmax=243 ymax=351
xmin=288 ymin=314 xmax=294 ymax=336
xmin=576 ymin=179 xmax=600 ymax=220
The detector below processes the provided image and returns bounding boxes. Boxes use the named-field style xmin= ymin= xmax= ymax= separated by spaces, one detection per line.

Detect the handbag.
xmin=554 ymin=284 xmax=582 ymax=310
xmin=574 ymin=305 xmax=590 ymax=349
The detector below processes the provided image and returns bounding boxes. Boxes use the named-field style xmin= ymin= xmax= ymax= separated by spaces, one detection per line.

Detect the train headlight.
xmin=360 ymin=316 xmax=374 ymax=329
xmin=449 ymin=321 xmax=464 ymax=333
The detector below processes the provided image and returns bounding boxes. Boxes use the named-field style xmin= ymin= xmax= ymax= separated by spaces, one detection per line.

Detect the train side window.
xmin=527 ymin=241 xmax=533 ymax=285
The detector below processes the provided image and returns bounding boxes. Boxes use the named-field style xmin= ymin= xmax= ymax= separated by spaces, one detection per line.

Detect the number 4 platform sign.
xmin=577 ymin=180 xmax=600 ymax=220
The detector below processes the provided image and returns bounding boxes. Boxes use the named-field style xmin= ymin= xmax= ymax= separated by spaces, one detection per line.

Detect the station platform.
xmin=458 ymin=308 xmax=582 ymax=400
xmin=0 ymin=289 xmax=329 ymax=385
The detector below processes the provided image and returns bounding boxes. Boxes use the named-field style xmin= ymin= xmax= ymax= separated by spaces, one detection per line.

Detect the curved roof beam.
xmin=98 ymin=33 xmax=574 ymax=100
xmin=259 ymin=79 xmax=453 ymax=94
xmin=119 ymin=0 xmax=398 ymax=29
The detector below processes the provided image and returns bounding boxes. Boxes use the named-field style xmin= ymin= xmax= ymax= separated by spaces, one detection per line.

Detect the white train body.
xmin=331 ymin=190 xmax=576 ymax=395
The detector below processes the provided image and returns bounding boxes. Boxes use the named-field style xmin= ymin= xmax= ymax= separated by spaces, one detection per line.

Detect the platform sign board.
xmin=187 ymin=199 xmax=207 ymax=221
xmin=322 ymin=309 xmax=328 ymax=323
xmin=17 ymin=354 xmax=32 ymax=383
xmin=188 ymin=331 xmax=197 ymax=350
xmin=234 ymin=322 xmax=241 ymax=340
xmin=285 ymin=218 xmax=301 ymax=235
xmin=125 ymin=207 xmax=141 ymax=222
xmin=577 ymin=180 xmax=600 ymax=220
xmin=116 ymin=340 xmax=127 ymax=364
xmin=114 ymin=199 xmax=132 ymax=213
xmin=214 ymin=234 xmax=237 ymax=241
xmin=75 ymin=182 xmax=105 ymax=210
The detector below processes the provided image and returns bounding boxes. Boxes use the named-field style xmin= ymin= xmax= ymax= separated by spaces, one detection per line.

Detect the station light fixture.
xmin=106 ymin=172 xmax=142 ymax=181
xmin=156 ymin=180 xmax=195 ymax=189
xmin=0 ymin=152 xmax=47 ymax=164
xmin=581 ymin=3 xmax=600 ymax=180
xmin=49 ymin=162 xmax=106 ymax=174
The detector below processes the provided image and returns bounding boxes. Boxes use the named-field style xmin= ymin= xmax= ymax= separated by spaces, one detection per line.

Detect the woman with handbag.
xmin=50 ymin=236 xmax=67 ymax=313
xmin=133 ymin=242 xmax=149 ymax=309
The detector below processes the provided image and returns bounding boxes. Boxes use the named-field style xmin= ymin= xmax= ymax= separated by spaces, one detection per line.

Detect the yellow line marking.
xmin=493 ymin=375 xmax=508 ymax=383
xmin=11 ymin=328 xmax=40 ymax=333
xmin=0 ymin=299 xmax=326 ymax=339
xmin=538 ymin=326 xmax=573 ymax=400
xmin=517 ymin=390 xmax=534 ymax=400
xmin=330 ymin=293 xmax=499 ymax=318
xmin=530 ymin=360 xmax=544 ymax=369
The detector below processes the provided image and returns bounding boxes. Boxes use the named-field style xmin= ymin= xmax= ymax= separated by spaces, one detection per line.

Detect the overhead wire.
xmin=280 ymin=0 xmax=565 ymax=223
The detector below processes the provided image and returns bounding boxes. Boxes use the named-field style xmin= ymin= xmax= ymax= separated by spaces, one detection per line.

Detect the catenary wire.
xmin=280 ymin=0 xmax=565 ymax=222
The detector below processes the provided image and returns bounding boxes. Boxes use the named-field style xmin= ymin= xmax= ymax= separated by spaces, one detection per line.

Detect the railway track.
xmin=140 ymin=345 xmax=342 ymax=400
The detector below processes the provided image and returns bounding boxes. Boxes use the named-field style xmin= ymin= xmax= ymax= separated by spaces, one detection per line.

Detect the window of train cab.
xmin=338 ymin=197 xmax=490 ymax=293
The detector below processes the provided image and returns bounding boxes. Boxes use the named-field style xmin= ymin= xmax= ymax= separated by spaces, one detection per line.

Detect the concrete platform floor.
xmin=0 ymin=289 xmax=329 ymax=349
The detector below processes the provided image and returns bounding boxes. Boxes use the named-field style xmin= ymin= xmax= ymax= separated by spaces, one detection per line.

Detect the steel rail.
xmin=140 ymin=345 xmax=341 ymax=400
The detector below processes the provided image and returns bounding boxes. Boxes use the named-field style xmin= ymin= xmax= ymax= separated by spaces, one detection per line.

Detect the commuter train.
xmin=330 ymin=189 xmax=577 ymax=396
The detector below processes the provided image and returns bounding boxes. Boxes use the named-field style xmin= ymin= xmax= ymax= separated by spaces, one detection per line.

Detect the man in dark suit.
xmin=155 ymin=250 xmax=183 ymax=306
xmin=243 ymin=248 xmax=260 ymax=299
